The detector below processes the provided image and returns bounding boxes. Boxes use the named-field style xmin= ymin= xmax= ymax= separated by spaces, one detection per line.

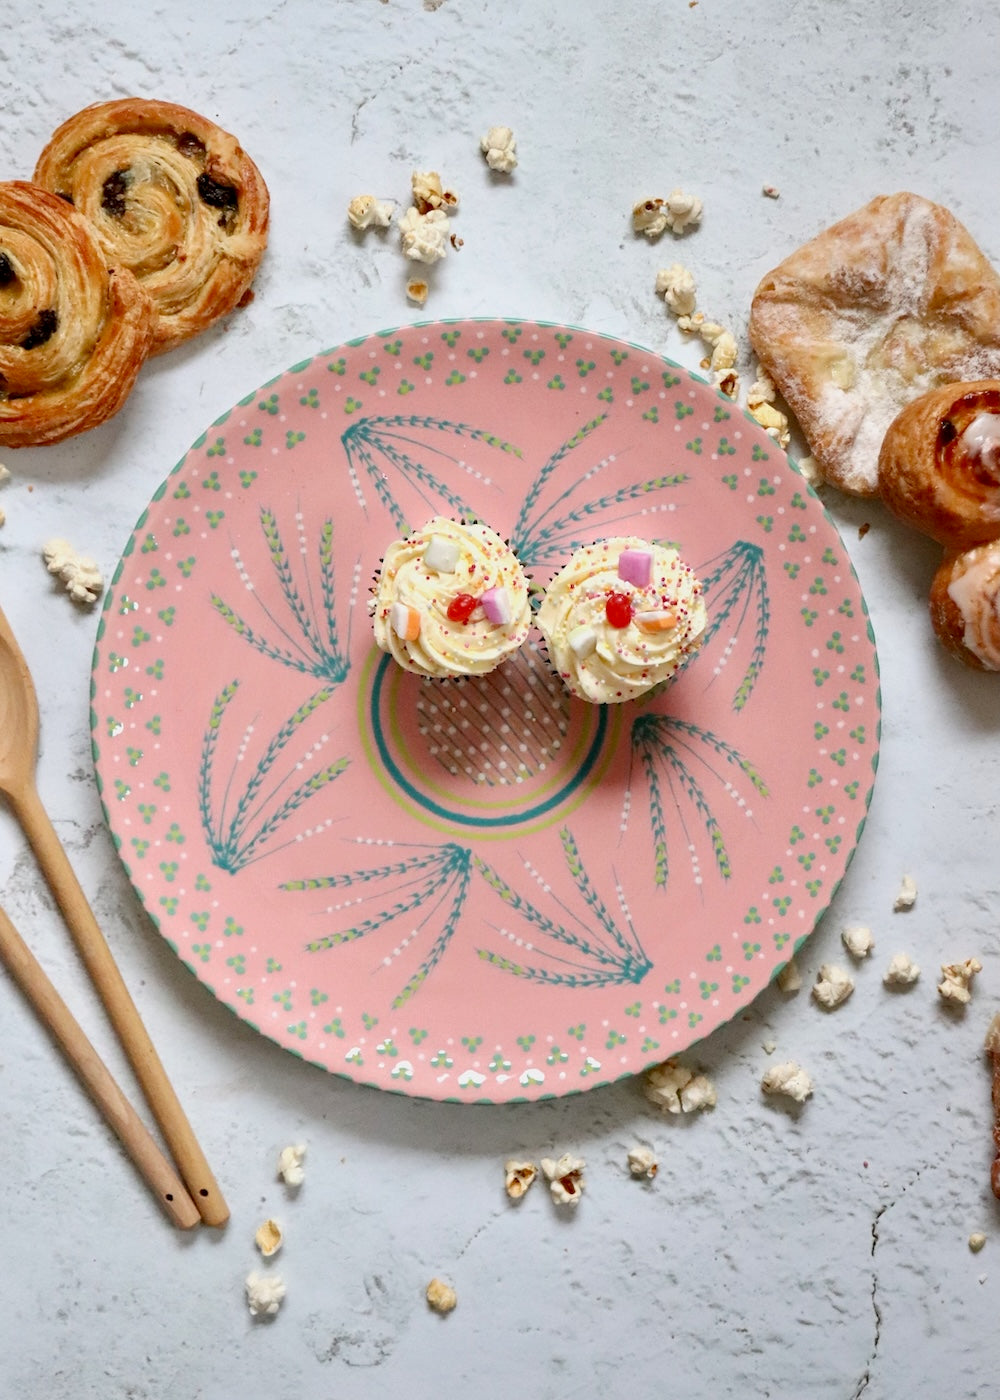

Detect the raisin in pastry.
xmin=0 ymin=180 xmax=155 ymax=448
xmin=34 ymin=98 xmax=269 ymax=354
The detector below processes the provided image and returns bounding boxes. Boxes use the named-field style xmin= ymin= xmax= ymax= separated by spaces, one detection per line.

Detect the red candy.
xmin=605 ymin=591 xmax=633 ymax=628
xmin=447 ymin=592 xmax=478 ymax=623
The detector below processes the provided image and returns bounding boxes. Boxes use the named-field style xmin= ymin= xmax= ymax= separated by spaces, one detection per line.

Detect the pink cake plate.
xmin=91 ymin=318 xmax=880 ymax=1102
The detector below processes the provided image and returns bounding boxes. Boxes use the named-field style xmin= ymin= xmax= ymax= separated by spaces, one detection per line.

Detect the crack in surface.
xmin=852 ymin=1204 xmax=887 ymax=1398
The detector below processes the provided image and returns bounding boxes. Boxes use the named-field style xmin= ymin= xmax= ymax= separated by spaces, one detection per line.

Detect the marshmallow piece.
xmin=390 ymin=602 xmax=421 ymax=641
xmin=481 ymin=586 xmax=512 ymax=625
xmin=568 ymin=624 xmax=598 ymax=658
xmin=618 ymin=548 xmax=653 ymax=587
xmin=635 ymin=609 xmax=678 ymax=633
xmin=424 ymin=534 xmax=460 ymax=573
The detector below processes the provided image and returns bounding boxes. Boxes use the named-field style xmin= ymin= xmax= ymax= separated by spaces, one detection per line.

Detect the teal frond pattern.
xmin=289 ymin=843 xmax=472 ymax=1009
xmin=628 ymin=715 xmax=769 ymax=889
xmin=474 ymin=828 xmax=652 ymax=988
xmin=210 ymin=507 xmax=354 ymax=681
xmin=509 ymin=415 xmax=689 ymax=566
xmin=199 ymin=681 xmax=350 ymax=872
xmin=697 ymin=541 xmax=769 ymax=710
xmin=341 ymin=415 xmax=521 ymax=531
xmin=291 ymin=827 xmax=652 ymax=996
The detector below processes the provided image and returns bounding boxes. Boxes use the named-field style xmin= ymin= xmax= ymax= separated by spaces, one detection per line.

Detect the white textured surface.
xmin=2 ymin=2 xmax=999 ymax=1396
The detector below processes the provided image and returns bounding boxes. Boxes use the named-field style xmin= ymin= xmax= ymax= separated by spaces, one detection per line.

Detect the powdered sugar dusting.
xmin=751 ymin=193 xmax=1000 ymax=495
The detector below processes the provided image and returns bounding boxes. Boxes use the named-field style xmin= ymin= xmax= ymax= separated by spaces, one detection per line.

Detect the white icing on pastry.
xmin=960 ymin=413 xmax=1000 ymax=480
xmin=946 ymin=544 xmax=1000 ymax=670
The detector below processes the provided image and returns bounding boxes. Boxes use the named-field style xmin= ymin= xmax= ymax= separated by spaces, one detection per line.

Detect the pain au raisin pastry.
xmin=748 ymin=193 xmax=1000 ymax=497
xmin=0 ymin=180 xmax=155 ymax=448
xmin=33 ymin=98 xmax=269 ymax=354
xmin=878 ymin=380 xmax=1000 ymax=550
xmin=879 ymin=380 xmax=1000 ymax=670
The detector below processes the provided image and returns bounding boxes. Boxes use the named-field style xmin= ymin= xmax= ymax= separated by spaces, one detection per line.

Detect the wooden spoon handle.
xmin=0 ymin=903 xmax=200 ymax=1230
xmin=13 ymin=783 xmax=230 ymax=1227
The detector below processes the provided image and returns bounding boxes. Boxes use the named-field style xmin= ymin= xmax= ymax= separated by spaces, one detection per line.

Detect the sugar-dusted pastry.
xmin=878 ymin=380 xmax=1000 ymax=550
xmin=0 ymin=180 xmax=155 ymax=448
xmin=536 ymin=537 xmax=706 ymax=703
xmin=371 ymin=516 xmax=531 ymax=678
xmin=33 ymin=98 xmax=269 ymax=354
xmin=929 ymin=542 xmax=1000 ymax=671
xmin=748 ymin=193 xmax=1000 ymax=497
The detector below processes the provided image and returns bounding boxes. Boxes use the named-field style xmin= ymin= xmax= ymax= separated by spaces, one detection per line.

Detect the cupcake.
xmin=371 ymin=516 xmax=532 ymax=677
xmin=535 ymin=537 xmax=706 ymax=702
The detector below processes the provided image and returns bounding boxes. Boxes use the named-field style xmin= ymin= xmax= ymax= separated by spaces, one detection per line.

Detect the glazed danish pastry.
xmin=748 ymin=193 xmax=1000 ymax=497
xmin=929 ymin=542 xmax=1000 ymax=672
xmin=0 ymin=180 xmax=155 ymax=448
xmin=33 ymin=98 xmax=269 ymax=354
xmin=879 ymin=380 xmax=1000 ymax=671
xmin=878 ymin=380 xmax=1000 ymax=551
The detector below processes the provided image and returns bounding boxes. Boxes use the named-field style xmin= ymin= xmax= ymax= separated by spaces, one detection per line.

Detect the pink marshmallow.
xmin=618 ymin=548 xmax=653 ymax=587
xmin=480 ymin=586 xmax=512 ymax=625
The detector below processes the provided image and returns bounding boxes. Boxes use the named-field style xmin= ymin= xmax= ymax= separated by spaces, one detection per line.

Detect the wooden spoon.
xmin=0 ymin=902 xmax=200 ymax=1229
xmin=0 ymin=600 xmax=229 ymax=1227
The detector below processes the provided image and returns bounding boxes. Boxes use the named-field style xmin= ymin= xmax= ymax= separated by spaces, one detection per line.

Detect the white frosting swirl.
xmin=959 ymin=412 xmax=1000 ymax=481
xmin=946 ymin=540 xmax=1000 ymax=670
xmin=536 ymin=537 xmax=706 ymax=702
xmin=372 ymin=516 xmax=531 ymax=677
